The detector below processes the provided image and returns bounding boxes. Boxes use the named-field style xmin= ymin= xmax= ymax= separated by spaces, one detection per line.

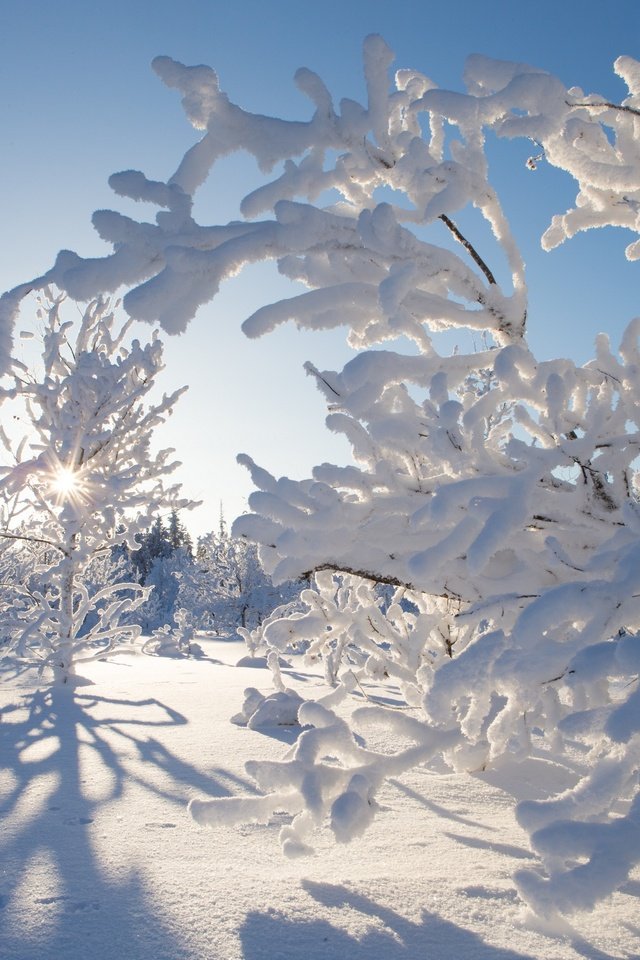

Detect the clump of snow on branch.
xmin=1 ymin=36 xmax=638 ymax=363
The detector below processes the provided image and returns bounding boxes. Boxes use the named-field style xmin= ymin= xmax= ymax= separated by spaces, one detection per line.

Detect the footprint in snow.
xmin=68 ymin=900 xmax=101 ymax=912
xmin=35 ymin=895 xmax=100 ymax=912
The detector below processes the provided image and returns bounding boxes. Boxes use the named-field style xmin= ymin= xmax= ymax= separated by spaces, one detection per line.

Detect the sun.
xmin=49 ymin=465 xmax=86 ymax=504
xmin=52 ymin=467 xmax=79 ymax=495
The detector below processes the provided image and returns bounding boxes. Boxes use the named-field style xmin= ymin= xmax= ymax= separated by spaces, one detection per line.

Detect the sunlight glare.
xmin=51 ymin=466 xmax=80 ymax=498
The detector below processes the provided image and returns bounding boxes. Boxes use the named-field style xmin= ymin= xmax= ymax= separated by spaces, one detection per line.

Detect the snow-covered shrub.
xmin=231 ymin=685 xmax=305 ymax=730
xmin=167 ymin=42 xmax=639 ymax=920
xmin=187 ymin=526 xmax=300 ymax=636
xmin=0 ymin=293 xmax=191 ymax=683
xmin=261 ymin=570 xmax=460 ymax=692
xmin=141 ymin=607 xmax=203 ymax=658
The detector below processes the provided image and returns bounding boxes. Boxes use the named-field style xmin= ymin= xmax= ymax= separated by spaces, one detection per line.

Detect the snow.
xmin=231 ymin=685 xmax=304 ymax=729
xmin=1 ymin=639 xmax=638 ymax=960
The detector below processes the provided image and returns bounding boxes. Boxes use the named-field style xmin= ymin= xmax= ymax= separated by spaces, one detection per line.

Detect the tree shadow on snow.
xmin=442 ymin=830 xmax=536 ymax=861
xmin=0 ymin=685 xmax=253 ymax=960
xmin=388 ymin=778 xmax=495 ymax=832
xmin=240 ymin=880 xmax=539 ymax=960
xmin=249 ymin=723 xmax=306 ymax=746
xmin=568 ymin=936 xmax=632 ymax=960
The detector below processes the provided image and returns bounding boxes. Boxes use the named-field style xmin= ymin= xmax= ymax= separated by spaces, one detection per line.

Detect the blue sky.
xmin=1 ymin=0 xmax=639 ymax=534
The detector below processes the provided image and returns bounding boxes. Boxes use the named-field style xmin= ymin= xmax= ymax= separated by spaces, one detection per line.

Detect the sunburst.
xmin=47 ymin=461 xmax=91 ymax=508
xmin=51 ymin=467 xmax=80 ymax=497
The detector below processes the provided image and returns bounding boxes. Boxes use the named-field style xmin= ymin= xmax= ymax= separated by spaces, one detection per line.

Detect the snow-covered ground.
xmin=1 ymin=639 xmax=638 ymax=960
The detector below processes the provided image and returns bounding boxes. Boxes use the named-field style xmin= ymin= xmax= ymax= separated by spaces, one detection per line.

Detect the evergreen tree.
xmin=168 ymin=509 xmax=192 ymax=555
xmin=131 ymin=516 xmax=172 ymax=583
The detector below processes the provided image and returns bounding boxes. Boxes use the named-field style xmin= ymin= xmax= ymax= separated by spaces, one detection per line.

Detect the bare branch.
xmin=438 ymin=214 xmax=497 ymax=286
xmin=569 ymin=99 xmax=640 ymax=118
xmin=0 ymin=530 xmax=62 ymax=551
xmin=302 ymin=562 xmax=415 ymax=590
xmin=302 ymin=561 xmax=470 ymax=603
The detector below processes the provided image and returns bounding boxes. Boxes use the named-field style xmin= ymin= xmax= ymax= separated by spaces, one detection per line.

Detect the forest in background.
xmin=0 ymin=508 xmax=301 ymax=643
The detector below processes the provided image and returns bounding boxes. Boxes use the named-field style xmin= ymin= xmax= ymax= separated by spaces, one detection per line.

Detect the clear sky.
xmin=1 ymin=0 xmax=639 ymax=536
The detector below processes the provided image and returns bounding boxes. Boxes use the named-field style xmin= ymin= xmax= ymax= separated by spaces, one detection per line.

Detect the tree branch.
xmin=0 ymin=530 xmax=62 ymax=551
xmin=569 ymin=99 xmax=640 ymax=118
xmin=438 ymin=214 xmax=497 ymax=286
xmin=301 ymin=562 xmax=470 ymax=603
xmin=302 ymin=562 xmax=416 ymax=591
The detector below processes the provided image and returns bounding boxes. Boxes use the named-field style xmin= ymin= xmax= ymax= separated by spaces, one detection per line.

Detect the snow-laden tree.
xmin=131 ymin=514 xmax=174 ymax=583
xmin=168 ymin=508 xmax=193 ymax=554
xmin=0 ymin=293 xmax=190 ymax=683
xmin=169 ymin=41 xmax=637 ymax=922
xmin=183 ymin=525 xmax=298 ymax=635
xmin=3 ymin=36 xmax=640 ymax=920
xmin=129 ymin=510 xmax=193 ymax=631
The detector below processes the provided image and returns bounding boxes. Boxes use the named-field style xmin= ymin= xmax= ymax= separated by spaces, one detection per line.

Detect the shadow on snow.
xmin=0 ymin=681 xmax=252 ymax=960
xmin=241 ymin=880 xmax=538 ymax=960
xmin=240 ymin=881 xmax=628 ymax=960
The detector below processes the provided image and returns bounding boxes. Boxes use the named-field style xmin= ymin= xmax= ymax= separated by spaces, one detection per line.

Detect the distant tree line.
xmin=126 ymin=508 xmax=300 ymax=634
xmin=0 ymin=507 xmax=301 ymax=645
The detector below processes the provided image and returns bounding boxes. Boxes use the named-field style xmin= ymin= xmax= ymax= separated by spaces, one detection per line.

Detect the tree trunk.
xmin=53 ymin=555 xmax=76 ymax=684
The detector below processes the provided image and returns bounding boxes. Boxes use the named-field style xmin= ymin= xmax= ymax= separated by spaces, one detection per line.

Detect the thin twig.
xmin=0 ymin=530 xmax=61 ymax=550
xmin=542 ymin=669 xmax=575 ymax=685
xmin=569 ymin=99 xmax=640 ymax=118
xmin=305 ymin=365 xmax=342 ymax=398
xmin=439 ymin=214 xmax=497 ymax=286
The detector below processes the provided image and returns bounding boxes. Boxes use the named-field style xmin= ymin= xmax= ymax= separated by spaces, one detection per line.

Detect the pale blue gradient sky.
xmin=1 ymin=0 xmax=638 ymax=534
